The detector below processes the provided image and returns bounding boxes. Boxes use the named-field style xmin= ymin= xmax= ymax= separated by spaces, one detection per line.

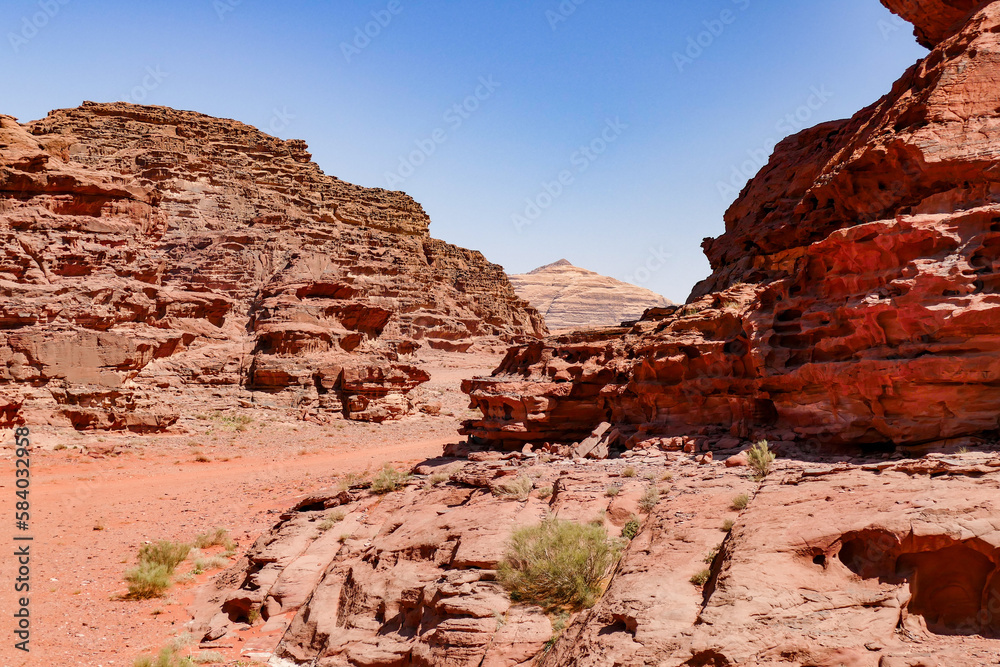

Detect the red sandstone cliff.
xmin=0 ymin=102 xmax=545 ymax=429
xmin=184 ymin=3 xmax=1000 ymax=666
xmin=464 ymin=0 xmax=1000 ymax=451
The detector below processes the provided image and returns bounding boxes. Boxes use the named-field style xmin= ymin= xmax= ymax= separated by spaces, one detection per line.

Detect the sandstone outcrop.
xmin=879 ymin=0 xmax=990 ymax=47
xmin=508 ymin=260 xmax=672 ymax=332
xmin=190 ymin=448 xmax=1000 ymax=666
xmin=464 ymin=0 xmax=1000 ymax=452
xmin=0 ymin=102 xmax=545 ymax=428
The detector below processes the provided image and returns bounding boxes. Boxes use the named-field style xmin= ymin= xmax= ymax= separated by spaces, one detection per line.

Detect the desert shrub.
xmin=622 ymin=517 xmax=641 ymax=540
xmin=605 ymin=485 xmax=621 ymax=498
xmin=537 ymin=485 xmax=553 ymax=500
xmin=703 ymin=546 xmax=720 ymax=564
xmin=720 ymin=518 xmax=735 ymax=533
xmin=125 ymin=562 xmax=173 ymax=599
xmin=622 ymin=466 xmax=637 ymax=478
xmin=747 ymin=440 xmax=776 ymax=479
xmin=192 ymin=556 xmax=229 ymax=574
xmin=690 ymin=569 xmax=711 ymax=586
xmin=190 ymin=651 xmax=225 ymax=665
xmin=133 ymin=647 xmax=194 ymax=667
xmin=731 ymin=493 xmax=750 ymax=511
xmin=498 ymin=517 xmax=623 ymax=610
xmin=493 ymin=475 xmax=534 ymax=501
xmin=337 ymin=472 xmax=368 ymax=492
xmin=193 ymin=528 xmax=235 ymax=551
xmin=212 ymin=412 xmax=253 ymax=432
xmin=138 ymin=541 xmax=191 ymax=573
xmin=638 ymin=486 xmax=660 ymax=513
xmin=318 ymin=510 xmax=346 ymax=532
xmin=427 ymin=472 xmax=450 ymax=486
xmin=370 ymin=465 xmax=410 ymax=494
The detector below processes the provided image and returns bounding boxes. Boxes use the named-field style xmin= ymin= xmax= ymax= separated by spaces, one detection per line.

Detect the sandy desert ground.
xmin=0 ymin=351 xmax=500 ymax=667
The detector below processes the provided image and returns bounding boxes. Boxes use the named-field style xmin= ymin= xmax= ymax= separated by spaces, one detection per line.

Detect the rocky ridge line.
xmin=0 ymin=102 xmax=545 ymax=429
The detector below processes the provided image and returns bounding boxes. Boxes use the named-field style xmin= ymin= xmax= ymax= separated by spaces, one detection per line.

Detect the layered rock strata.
xmin=508 ymin=260 xmax=672 ymax=332
xmin=0 ymin=102 xmax=545 ymax=428
xmin=464 ymin=0 xmax=1000 ymax=451
xmin=191 ymin=449 xmax=1000 ymax=666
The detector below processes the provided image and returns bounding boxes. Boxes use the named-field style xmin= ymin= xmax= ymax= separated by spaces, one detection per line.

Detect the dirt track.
xmin=0 ymin=352 xmax=496 ymax=667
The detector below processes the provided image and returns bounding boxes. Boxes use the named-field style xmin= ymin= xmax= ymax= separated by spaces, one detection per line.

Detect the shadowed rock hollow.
xmin=0 ymin=102 xmax=545 ymax=430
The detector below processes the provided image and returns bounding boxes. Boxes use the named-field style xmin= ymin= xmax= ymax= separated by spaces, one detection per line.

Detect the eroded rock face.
xmin=464 ymin=1 xmax=1000 ymax=451
xmin=508 ymin=260 xmax=672 ymax=332
xmin=545 ymin=452 xmax=1000 ymax=666
xmin=191 ymin=448 xmax=1000 ymax=666
xmin=0 ymin=102 xmax=545 ymax=428
xmin=879 ymin=0 xmax=990 ymax=47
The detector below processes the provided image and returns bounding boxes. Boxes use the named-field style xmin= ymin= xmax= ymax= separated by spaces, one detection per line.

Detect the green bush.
xmin=138 ymin=541 xmax=191 ymax=573
xmin=703 ymin=546 xmax=720 ymax=564
xmin=622 ymin=517 xmax=641 ymax=540
xmin=690 ymin=569 xmax=711 ymax=587
xmin=370 ymin=465 xmax=410 ymax=494
xmin=133 ymin=647 xmax=194 ymax=667
xmin=498 ymin=518 xmax=623 ymax=610
xmin=747 ymin=440 xmax=776 ymax=479
xmin=125 ymin=562 xmax=173 ymax=599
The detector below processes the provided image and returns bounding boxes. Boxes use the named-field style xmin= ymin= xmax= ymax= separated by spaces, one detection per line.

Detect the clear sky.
xmin=2 ymin=0 xmax=926 ymax=302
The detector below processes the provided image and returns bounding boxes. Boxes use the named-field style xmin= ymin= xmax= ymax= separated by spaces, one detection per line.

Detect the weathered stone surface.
xmin=464 ymin=1 xmax=1000 ymax=451
xmin=0 ymin=102 xmax=544 ymax=428
xmin=543 ymin=456 xmax=1000 ymax=666
xmin=879 ymin=0 xmax=990 ymax=47
xmin=508 ymin=260 xmax=672 ymax=332
xmin=191 ymin=464 xmax=564 ymax=666
xmin=190 ymin=444 xmax=1000 ymax=665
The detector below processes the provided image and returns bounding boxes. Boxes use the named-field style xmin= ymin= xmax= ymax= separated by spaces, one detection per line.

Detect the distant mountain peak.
xmin=529 ymin=258 xmax=574 ymax=273
xmin=510 ymin=261 xmax=673 ymax=332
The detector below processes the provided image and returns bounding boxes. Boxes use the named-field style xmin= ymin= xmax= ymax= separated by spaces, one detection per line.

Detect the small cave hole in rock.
xmin=838 ymin=531 xmax=1000 ymax=637
xmin=598 ymin=619 xmax=632 ymax=636
xmin=812 ymin=553 xmax=827 ymax=568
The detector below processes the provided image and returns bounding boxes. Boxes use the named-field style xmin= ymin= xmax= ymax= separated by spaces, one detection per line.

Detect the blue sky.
xmin=2 ymin=0 xmax=926 ymax=302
